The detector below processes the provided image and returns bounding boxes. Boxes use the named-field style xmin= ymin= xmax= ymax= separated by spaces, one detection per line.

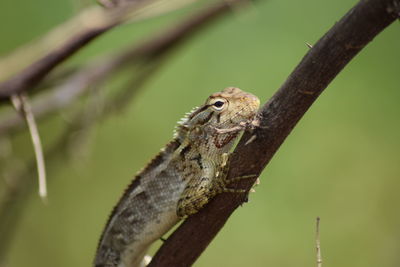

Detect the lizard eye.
xmin=211 ymin=99 xmax=226 ymax=111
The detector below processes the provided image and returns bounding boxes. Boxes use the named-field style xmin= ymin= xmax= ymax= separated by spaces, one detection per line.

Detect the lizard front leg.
xmin=176 ymin=153 xmax=231 ymax=218
xmin=176 ymin=153 xmax=257 ymax=218
xmin=176 ymin=174 xmax=219 ymax=218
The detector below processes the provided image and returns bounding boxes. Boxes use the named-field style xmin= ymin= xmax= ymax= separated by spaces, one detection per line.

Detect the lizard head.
xmin=205 ymin=87 xmax=260 ymax=127
xmin=175 ymin=87 xmax=260 ymax=146
xmin=185 ymin=87 xmax=260 ymax=128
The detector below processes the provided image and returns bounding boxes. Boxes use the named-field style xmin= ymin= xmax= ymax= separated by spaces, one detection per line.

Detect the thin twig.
xmin=316 ymin=217 xmax=322 ymax=267
xmin=10 ymin=94 xmax=47 ymax=201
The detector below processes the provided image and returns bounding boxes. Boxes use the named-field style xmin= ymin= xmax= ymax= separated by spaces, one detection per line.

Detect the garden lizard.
xmin=94 ymin=87 xmax=260 ymax=267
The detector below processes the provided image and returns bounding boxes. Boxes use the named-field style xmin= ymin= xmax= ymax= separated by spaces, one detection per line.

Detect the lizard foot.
xmin=212 ymin=118 xmax=259 ymax=135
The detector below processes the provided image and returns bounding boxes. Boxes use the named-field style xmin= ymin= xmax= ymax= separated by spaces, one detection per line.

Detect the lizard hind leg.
xmin=220 ymin=152 xmax=259 ymax=192
xmin=176 ymin=154 xmax=259 ymax=218
xmin=176 ymin=177 xmax=218 ymax=218
xmin=176 ymin=153 xmax=233 ymax=218
xmin=176 ymin=174 xmax=258 ymax=218
xmin=217 ymin=174 xmax=258 ymax=194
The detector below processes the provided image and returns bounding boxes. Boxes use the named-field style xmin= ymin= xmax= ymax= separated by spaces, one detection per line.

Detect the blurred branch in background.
xmin=148 ymin=0 xmax=400 ymax=266
xmin=0 ymin=62 xmax=157 ymax=262
xmin=0 ymin=0 xmax=250 ymax=135
xmin=0 ymin=0 xmax=256 ymax=263
xmin=0 ymin=0 xmax=198 ymax=100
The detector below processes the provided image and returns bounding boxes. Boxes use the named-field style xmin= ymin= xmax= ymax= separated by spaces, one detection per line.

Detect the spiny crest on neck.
xmin=173 ymin=105 xmax=199 ymax=140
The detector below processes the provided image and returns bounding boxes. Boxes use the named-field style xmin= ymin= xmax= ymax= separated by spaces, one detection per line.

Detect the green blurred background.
xmin=0 ymin=0 xmax=399 ymax=266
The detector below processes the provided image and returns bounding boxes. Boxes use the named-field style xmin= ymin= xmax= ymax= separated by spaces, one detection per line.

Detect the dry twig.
xmin=10 ymin=94 xmax=47 ymax=201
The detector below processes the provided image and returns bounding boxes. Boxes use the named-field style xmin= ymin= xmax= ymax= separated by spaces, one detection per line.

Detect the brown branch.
xmin=98 ymin=0 xmax=152 ymax=9
xmin=0 ymin=0 xmax=196 ymax=101
xmin=0 ymin=0 xmax=246 ymax=135
xmin=149 ymin=0 xmax=400 ymax=266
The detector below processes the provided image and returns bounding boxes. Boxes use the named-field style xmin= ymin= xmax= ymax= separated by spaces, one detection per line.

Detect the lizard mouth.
xmin=214 ymin=89 xmax=260 ymax=126
xmin=238 ymin=93 xmax=260 ymax=119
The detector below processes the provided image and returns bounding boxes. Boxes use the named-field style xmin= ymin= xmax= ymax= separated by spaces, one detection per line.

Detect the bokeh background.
xmin=0 ymin=0 xmax=399 ymax=266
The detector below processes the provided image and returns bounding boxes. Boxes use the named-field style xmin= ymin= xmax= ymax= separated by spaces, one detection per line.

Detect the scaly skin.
xmin=94 ymin=87 xmax=260 ymax=267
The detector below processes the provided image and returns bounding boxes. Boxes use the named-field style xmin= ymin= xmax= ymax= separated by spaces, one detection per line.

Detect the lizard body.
xmin=94 ymin=87 xmax=260 ymax=267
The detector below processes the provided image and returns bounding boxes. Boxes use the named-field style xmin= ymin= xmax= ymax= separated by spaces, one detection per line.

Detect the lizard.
xmin=94 ymin=87 xmax=260 ymax=267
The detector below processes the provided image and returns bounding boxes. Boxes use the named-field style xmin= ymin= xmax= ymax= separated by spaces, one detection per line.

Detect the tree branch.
xmin=0 ymin=0 xmax=247 ymax=135
xmin=0 ymin=0 xmax=197 ymax=101
xmin=149 ymin=0 xmax=400 ymax=266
